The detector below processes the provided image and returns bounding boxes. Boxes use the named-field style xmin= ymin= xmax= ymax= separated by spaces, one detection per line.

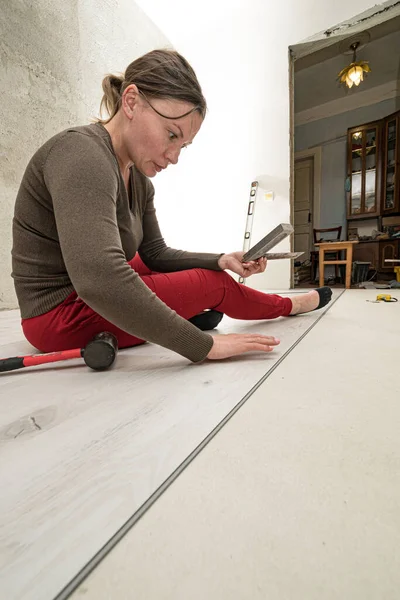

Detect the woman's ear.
xmin=121 ymin=84 xmax=140 ymax=119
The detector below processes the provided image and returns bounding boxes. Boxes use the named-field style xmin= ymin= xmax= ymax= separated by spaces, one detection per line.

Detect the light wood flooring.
xmin=0 ymin=290 xmax=341 ymax=600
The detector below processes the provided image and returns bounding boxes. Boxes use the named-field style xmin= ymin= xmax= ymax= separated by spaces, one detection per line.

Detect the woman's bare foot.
xmin=289 ymin=287 xmax=332 ymax=315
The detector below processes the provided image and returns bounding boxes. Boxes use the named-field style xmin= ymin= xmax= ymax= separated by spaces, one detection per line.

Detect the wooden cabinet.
xmin=346 ymin=111 xmax=400 ymax=277
xmin=347 ymin=110 xmax=400 ymax=219
xmin=353 ymin=241 xmax=379 ymax=270
xmin=352 ymin=240 xmax=399 ymax=274
xmin=382 ymin=112 xmax=400 ymax=215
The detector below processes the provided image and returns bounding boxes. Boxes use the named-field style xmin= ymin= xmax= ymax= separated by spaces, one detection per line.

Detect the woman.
xmin=11 ymin=49 xmax=331 ymax=364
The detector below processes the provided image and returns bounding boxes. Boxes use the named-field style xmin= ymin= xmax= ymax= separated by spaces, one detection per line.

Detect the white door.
xmin=294 ymin=157 xmax=313 ymax=260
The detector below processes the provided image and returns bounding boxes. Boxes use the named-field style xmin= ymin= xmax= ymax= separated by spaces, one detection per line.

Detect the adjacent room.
xmin=293 ymin=15 xmax=400 ymax=288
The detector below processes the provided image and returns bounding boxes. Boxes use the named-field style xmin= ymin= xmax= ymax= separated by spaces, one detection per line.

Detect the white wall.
xmin=0 ymin=0 xmax=170 ymax=309
xmin=1 ymin=0 xmax=380 ymax=308
xmin=135 ymin=0 xmax=382 ymax=290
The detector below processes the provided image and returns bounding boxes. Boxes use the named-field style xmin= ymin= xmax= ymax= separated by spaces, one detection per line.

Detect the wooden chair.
xmin=310 ymin=226 xmax=342 ymax=282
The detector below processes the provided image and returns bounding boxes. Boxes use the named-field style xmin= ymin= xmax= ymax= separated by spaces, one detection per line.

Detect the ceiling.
xmin=294 ymin=16 xmax=400 ymax=115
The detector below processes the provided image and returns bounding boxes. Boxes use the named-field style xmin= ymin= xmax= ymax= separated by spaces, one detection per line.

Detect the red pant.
xmin=22 ymin=254 xmax=292 ymax=352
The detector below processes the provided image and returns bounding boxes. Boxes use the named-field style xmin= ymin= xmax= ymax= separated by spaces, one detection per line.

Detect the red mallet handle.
xmin=0 ymin=348 xmax=82 ymax=372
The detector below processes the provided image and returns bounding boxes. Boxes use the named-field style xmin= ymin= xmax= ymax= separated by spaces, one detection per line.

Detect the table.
xmin=315 ymin=240 xmax=359 ymax=289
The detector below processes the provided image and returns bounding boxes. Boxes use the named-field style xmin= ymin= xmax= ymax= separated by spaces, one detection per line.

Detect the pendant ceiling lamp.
xmin=338 ymin=41 xmax=371 ymax=88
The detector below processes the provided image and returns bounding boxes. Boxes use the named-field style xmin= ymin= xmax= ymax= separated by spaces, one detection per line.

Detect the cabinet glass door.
xmin=364 ymin=128 xmax=377 ymax=213
xmin=384 ymin=119 xmax=397 ymax=211
xmin=350 ymin=127 xmax=378 ymax=215
xmin=351 ymin=131 xmax=362 ymax=214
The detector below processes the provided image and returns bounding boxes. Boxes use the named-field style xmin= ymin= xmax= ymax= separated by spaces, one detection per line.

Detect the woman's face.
xmin=123 ymin=88 xmax=203 ymax=177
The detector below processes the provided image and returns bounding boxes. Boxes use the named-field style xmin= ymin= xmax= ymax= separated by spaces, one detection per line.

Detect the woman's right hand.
xmin=206 ymin=333 xmax=280 ymax=360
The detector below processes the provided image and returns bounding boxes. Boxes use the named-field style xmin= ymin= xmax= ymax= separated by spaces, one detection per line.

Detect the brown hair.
xmin=97 ymin=49 xmax=207 ymax=124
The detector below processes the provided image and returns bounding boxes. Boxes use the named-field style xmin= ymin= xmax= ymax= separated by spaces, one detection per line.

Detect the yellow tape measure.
xmin=367 ymin=294 xmax=398 ymax=303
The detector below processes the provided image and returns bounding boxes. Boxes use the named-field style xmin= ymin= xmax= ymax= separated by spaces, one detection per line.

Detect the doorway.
xmin=289 ymin=2 xmax=400 ymax=287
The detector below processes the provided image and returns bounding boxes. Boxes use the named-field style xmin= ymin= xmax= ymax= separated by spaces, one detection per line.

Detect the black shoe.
xmin=188 ymin=310 xmax=224 ymax=331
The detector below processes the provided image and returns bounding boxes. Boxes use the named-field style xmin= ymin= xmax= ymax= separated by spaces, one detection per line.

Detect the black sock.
xmin=188 ymin=310 xmax=224 ymax=331
xmin=315 ymin=286 xmax=332 ymax=310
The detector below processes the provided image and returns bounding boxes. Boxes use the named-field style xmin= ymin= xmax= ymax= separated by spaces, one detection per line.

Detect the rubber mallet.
xmin=0 ymin=332 xmax=118 ymax=373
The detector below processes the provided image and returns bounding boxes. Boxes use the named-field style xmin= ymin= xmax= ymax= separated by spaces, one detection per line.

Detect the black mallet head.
xmin=83 ymin=332 xmax=118 ymax=371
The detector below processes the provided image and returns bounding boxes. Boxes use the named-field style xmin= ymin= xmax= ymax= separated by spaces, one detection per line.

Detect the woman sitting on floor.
xmin=11 ymin=49 xmax=332 ymax=364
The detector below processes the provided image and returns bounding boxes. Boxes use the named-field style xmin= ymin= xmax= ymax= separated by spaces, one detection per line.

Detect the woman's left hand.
xmin=218 ymin=252 xmax=267 ymax=278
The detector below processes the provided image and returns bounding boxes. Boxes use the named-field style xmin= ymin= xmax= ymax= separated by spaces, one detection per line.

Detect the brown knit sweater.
xmin=11 ymin=123 xmax=223 ymax=362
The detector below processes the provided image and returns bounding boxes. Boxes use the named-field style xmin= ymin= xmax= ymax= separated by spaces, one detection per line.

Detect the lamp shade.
xmin=338 ymin=61 xmax=371 ymax=89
